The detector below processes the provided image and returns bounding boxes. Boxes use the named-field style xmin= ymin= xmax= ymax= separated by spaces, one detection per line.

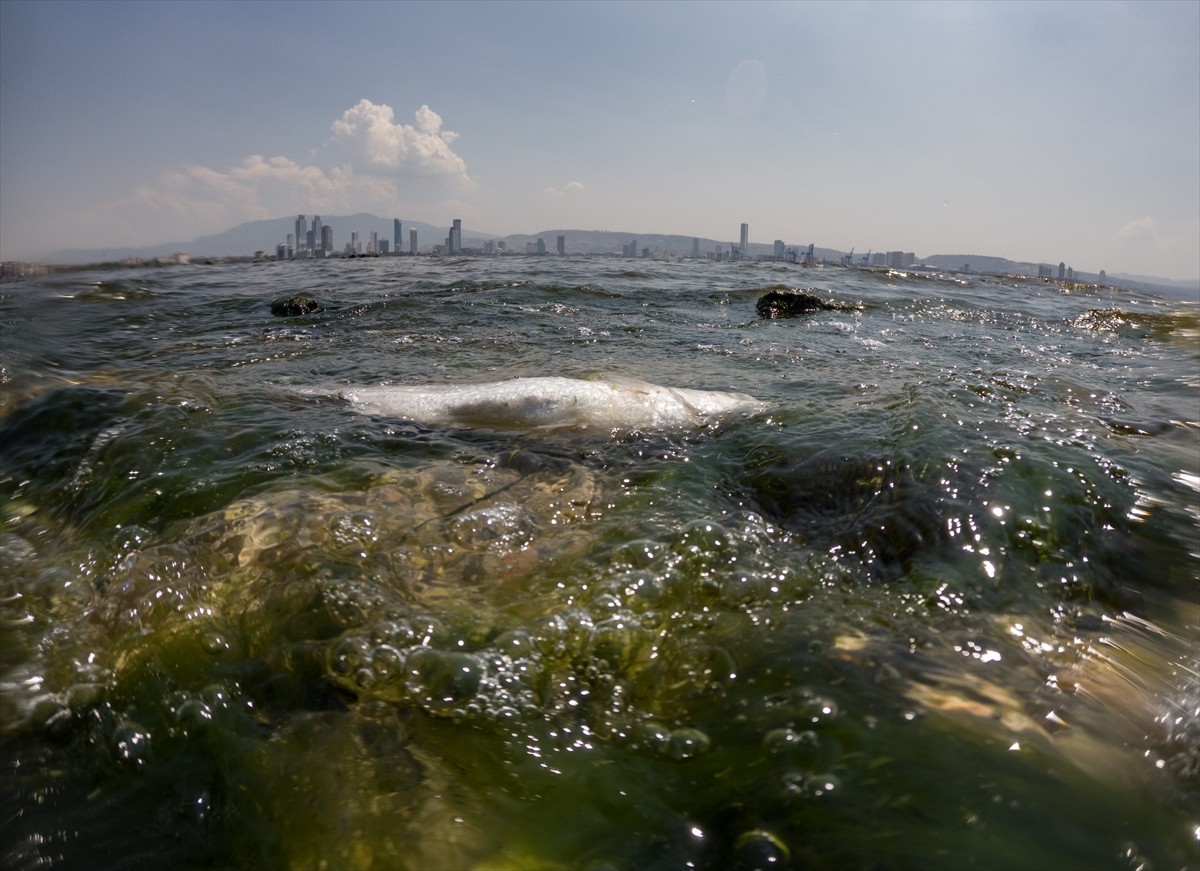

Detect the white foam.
xmin=328 ymin=375 xmax=763 ymax=431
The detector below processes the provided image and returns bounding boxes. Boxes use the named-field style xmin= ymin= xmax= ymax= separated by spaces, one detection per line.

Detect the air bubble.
xmin=329 ymin=635 xmax=372 ymax=676
xmin=370 ymin=644 xmax=404 ymax=682
xmin=589 ymin=617 xmax=644 ymax=671
xmin=174 ymin=699 xmax=214 ymax=736
xmin=113 ymin=721 xmax=152 ymax=768
xmin=733 ymin=829 xmax=790 ymax=869
xmin=494 ymin=629 xmax=534 ymax=657
xmin=405 ymin=648 xmax=484 ymax=712
xmin=667 ymin=727 xmax=711 ymax=760
xmin=201 ymin=631 xmax=230 ymax=655
xmin=762 ymin=727 xmax=802 ymax=755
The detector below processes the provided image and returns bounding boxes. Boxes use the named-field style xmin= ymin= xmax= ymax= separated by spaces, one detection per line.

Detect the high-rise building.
xmin=321 ymin=225 xmax=333 ymax=256
xmin=451 ymin=219 xmax=462 ymax=254
xmin=351 ymin=231 xmax=360 ymax=254
xmin=296 ymin=215 xmax=307 ymax=253
xmin=1058 ymin=262 xmax=1066 ymax=280
xmin=306 ymin=230 xmax=315 ymax=254
xmin=740 ymin=223 xmax=749 ymax=254
xmin=312 ymin=216 xmax=322 ymax=251
xmin=774 ymin=239 xmax=785 ymax=260
xmin=370 ymin=231 xmax=379 ymax=255
xmin=557 ymin=235 xmax=566 ymax=256
xmin=692 ymin=238 xmax=700 ymax=258
xmin=410 ymin=228 xmax=417 ymax=254
xmin=286 ymin=233 xmax=294 ymax=259
xmin=393 ymin=219 xmax=401 ymax=253
xmin=536 ymin=238 xmax=546 ymax=255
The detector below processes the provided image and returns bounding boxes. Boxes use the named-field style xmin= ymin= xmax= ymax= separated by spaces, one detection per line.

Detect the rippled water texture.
xmin=2 ymin=258 xmax=1198 ymax=869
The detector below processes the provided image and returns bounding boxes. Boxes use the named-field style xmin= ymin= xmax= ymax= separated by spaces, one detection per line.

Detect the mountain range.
xmin=42 ymin=213 xmax=1199 ymax=299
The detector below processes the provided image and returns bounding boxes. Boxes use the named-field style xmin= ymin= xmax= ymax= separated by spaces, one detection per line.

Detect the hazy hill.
xmin=46 ymin=214 xmax=455 ymax=263
xmin=38 ymin=213 xmax=1198 ymax=298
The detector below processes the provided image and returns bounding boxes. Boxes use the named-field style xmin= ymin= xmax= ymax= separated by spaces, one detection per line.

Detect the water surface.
xmin=2 ymin=258 xmax=1197 ymax=869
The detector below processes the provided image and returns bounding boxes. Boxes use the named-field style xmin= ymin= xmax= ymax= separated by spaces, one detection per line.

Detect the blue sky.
xmin=2 ymin=0 xmax=1197 ymax=280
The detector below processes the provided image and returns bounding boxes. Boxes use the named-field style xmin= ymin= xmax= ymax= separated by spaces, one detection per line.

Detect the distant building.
xmin=286 ymin=233 xmax=294 ymax=259
xmin=536 ymin=238 xmax=546 ymax=255
xmin=410 ymin=228 xmax=417 ymax=254
xmin=393 ymin=219 xmax=402 ymax=253
xmin=557 ymin=235 xmax=565 ymax=256
xmin=369 ymin=231 xmax=378 ymax=255
xmin=312 ymin=216 xmax=322 ymax=251
xmin=321 ymin=225 xmax=333 ymax=256
xmin=773 ymin=239 xmax=785 ymax=260
xmin=351 ymin=231 xmax=360 ymax=254
xmin=740 ymin=223 xmax=749 ymax=253
xmin=692 ymin=238 xmax=700 ymax=258
xmin=1058 ymin=261 xmax=1066 ymax=280
xmin=296 ymin=215 xmax=306 ymax=254
xmin=449 ymin=219 xmax=462 ymax=254
xmin=623 ymin=240 xmax=638 ymax=257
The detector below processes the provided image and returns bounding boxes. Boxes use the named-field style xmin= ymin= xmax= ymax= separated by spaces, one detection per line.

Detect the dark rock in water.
xmin=271 ymin=292 xmax=321 ymax=317
xmin=740 ymin=447 xmax=953 ymax=582
xmin=756 ymin=289 xmax=835 ymax=318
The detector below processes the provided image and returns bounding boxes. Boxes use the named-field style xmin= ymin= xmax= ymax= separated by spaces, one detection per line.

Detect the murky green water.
xmin=2 ymin=258 xmax=1197 ymax=869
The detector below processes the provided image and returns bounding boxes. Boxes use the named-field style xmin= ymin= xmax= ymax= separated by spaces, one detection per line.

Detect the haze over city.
xmin=2 ymin=0 xmax=1197 ymax=282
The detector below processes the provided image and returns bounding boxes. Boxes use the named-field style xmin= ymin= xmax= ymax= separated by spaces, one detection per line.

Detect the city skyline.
xmin=2 ymin=2 xmax=1197 ymax=281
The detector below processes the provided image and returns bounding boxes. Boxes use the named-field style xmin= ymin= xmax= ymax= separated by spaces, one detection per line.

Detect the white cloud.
xmin=544 ymin=180 xmax=585 ymax=198
xmin=1115 ymin=216 xmax=1156 ymax=243
xmin=330 ymin=99 xmax=471 ymax=183
xmin=84 ymin=100 xmax=473 ymax=246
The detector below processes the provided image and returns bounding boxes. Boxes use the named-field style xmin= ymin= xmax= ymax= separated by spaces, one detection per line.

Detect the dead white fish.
xmin=323 ymin=375 xmax=763 ymax=431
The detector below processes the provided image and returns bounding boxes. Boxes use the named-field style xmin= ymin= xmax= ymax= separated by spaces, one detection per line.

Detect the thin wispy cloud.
xmin=544 ymin=181 xmax=585 ymax=198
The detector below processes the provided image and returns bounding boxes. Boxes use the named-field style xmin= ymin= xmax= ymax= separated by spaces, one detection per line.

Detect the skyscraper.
xmin=296 ymin=215 xmax=307 ymax=254
xmin=410 ymin=228 xmax=417 ymax=255
xmin=312 ymin=216 xmax=322 ymax=252
xmin=321 ymin=224 xmax=333 ymax=257
xmin=740 ymin=223 xmax=749 ymax=255
xmin=557 ymin=235 xmax=565 ymax=256
xmin=449 ymin=219 xmax=462 ymax=254
xmin=393 ymin=219 xmax=401 ymax=253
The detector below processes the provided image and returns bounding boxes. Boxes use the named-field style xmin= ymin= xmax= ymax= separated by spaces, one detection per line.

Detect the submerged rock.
xmin=755 ymin=289 xmax=837 ymax=318
xmin=270 ymin=292 xmax=321 ymax=316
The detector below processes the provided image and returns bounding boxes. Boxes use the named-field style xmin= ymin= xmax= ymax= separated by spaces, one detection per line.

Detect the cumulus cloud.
xmin=88 ymin=100 xmax=473 ymax=245
xmin=544 ymin=180 xmax=585 ymax=197
xmin=330 ymin=99 xmax=471 ymax=183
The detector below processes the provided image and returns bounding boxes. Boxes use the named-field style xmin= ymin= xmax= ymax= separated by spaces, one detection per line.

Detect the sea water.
xmin=2 ymin=257 xmax=1197 ymax=869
